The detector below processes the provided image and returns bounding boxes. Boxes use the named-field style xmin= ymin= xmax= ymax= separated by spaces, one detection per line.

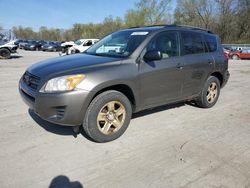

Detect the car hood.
xmin=27 ymin=53 xmax=123 ymax=78
xmin=61 ymin=41 xmax=74 ymax=47
xmin=0 ymin=43 xmax=17 ymax=48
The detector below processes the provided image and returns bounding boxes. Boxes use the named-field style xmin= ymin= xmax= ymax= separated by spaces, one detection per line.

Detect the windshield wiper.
xmin=85 ymin=51 xmax=126 ymax=58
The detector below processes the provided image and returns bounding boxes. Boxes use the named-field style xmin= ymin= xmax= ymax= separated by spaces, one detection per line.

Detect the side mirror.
xmin=144 ymin=50 xmax=162 ymax=61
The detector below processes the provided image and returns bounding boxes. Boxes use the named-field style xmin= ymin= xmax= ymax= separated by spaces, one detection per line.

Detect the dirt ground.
xmin=0 ymin=50 xmax=250 ymax=188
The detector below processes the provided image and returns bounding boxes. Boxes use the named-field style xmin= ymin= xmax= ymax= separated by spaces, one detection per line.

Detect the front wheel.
xmin=83 ymin=90 xmax=132 ymax=142
xmin=195 ymin=76 xmax=220 ymax=108
xmin=0 ymin=48 xmax=11 ymax=59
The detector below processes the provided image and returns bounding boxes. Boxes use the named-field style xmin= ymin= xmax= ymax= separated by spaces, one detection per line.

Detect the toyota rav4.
xmin=19 ymin=25 xmax=230 ymax=142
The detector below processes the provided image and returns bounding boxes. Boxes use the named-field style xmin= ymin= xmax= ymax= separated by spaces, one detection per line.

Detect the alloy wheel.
xmin=207 ymin=82 xmax=218 ymax=103
xmin=97 ymin=101 xmax=126 ymax=135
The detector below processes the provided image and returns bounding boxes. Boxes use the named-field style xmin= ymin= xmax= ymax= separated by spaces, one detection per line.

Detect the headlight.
xmin=41 ymin=74 xmax=85 ymax=92
xmin=30 ymin=45 xmax=35 ymax=47
xmin=48 ymin=46 xmax=53 ymax=48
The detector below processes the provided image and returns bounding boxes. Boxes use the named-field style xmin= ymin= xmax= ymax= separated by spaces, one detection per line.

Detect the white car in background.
xmin=60 ymin=39 xmax=99 ymax=56
xmin=0 ymin=31 xmax=18 ymax=59
xmin=0 ymin=40 xmax=18 ymax=59
xmin=60 ymin=39 xmax=84 ymax=56
xmin=69 ymin=39 xmax=99 ymax=54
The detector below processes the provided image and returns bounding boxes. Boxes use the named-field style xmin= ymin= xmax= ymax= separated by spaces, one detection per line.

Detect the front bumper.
xmin=10 ymin=46 xmax=18 ymax=53
xmin=19 ymin=80 xmax=93 ymax=126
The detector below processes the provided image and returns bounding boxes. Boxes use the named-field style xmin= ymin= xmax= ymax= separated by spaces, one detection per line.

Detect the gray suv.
xmin=19 ymin=25 xmax=229 ymax=142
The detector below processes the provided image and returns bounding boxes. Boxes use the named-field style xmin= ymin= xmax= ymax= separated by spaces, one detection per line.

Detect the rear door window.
xmin=181 ymin=32 xmax=205 ymax=55
xmin=204 ymin=34 xmax=217 ymax=52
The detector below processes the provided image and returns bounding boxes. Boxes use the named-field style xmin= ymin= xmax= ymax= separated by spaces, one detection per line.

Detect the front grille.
xmin=22 ymin=72 xmax=41 ymax=91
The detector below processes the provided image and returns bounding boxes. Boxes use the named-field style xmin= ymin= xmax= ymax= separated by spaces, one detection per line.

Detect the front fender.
xmin=77 ymin=61 xmax=141 ymax=111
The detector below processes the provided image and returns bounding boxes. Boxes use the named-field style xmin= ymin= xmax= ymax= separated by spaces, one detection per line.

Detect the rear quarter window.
xmin=204 ymin=34 xmax=217 ymax=52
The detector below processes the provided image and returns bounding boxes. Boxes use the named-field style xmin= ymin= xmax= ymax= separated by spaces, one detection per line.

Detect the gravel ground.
xmin=0 ymin=50 xmax=250 ymax=188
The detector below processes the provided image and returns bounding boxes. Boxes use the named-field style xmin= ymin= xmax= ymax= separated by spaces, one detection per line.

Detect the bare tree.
xmin=214 ymin=0 xmax=237 ymax=42
xmin=175 ymin=0 xmax=216 ymax=29
xmin=235 ymin=0 xmax=250 ymax=42
xmin=125 ymin=0 xmax=172 ymax=27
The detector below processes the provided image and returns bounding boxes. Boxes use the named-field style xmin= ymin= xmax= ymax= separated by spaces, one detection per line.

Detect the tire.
xmin=195 ymin=76 xmax=220 ymax=108
xmin=66 ymin=48 xmax=70 ymax=55
xmin=232 ymin=55 xmax=239 ymax=60
xmin=83 ymin=90 xmax=132 ymax=142
xmin=0 ymin=48 xmax=11 ymax=59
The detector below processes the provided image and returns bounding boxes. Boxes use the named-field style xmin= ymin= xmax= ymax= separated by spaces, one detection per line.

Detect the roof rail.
xmin=128 ymin=24 xmax=213 ymax=34
xmin=128 ymin=25 xmax=166 ymax=29
xmin=165 ymin=24 xmax=213 ymax=34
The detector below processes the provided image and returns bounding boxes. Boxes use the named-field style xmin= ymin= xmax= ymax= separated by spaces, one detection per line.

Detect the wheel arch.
xmin=91 ymin=84 xmax=137 ymax=112
xmin=210 ymin=72 xmax=223 ymax=86
xmin=0 ymin=47 xmax=11 ymax=52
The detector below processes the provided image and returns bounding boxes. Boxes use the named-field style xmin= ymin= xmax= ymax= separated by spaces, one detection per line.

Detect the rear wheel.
xmin=232 ymin=54 xmax=239 ymax=60
xmin=195 ymin=76 xmax=220 ymax=108
xmin=83 ymin=90 xmax=132 ymax=142
xmin=0 ymin=48 xmax=11 ymax=59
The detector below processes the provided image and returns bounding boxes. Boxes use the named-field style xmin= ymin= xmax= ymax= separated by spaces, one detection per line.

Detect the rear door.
xmin=179 ymin=31 xmax=214 ymax=98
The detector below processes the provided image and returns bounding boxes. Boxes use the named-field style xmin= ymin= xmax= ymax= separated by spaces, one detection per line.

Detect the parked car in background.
xmin=18 ymin=40 xmax=29 ymax=49
xmin=24 ymin=40 xmax=43 ymax=51
xmin=69 ymin=39 xmax=99 ymax=54
xmin=0 ymin=40 xmax=18 ymax=59
xmin=59 ymin=39 xmax=86 ymax=56
xmin=223 ymin=47 xmax=231 ymax=59
xmin=223 ymin=52 xmax=229 ymax=59
xmin=0 ymin=30 xmax=18 ymax=59
xmin=41 ymin=41 xmax=62 ymax=52
xmin=13 ymin=39 xmax=27 ymax=46
xmin=229 ymin=49 xmax=250 ymax=60
xmin=60 ymin=40 xmax=77 ymax=56
xmin=19 ymin=25 xmax=229 ymax=142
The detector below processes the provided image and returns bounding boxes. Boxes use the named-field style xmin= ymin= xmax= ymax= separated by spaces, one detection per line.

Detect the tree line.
xmin=12 ymin=0 xmax=250 ymax=43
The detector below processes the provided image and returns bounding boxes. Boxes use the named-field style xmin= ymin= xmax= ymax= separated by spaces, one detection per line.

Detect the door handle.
xmin=176 ymin=63 xmax=183 ymax=70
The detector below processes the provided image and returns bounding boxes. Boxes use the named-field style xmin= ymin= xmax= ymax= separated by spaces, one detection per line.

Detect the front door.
xmin=138 ymin=31 xmax=185 ymax=108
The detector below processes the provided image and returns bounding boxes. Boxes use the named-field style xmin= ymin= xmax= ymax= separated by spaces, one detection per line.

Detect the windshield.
xmin=86 ymin=30 xmax=150 ymax=57
xmin=75 ymin=39 xmax=83 ymax=45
